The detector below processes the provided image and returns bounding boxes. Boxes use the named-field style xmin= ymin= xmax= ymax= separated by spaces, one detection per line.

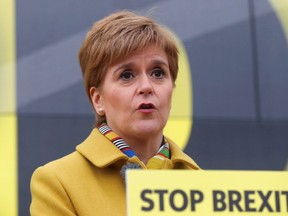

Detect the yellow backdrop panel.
xmin=0 ymin=0 xmax=18 ymax=216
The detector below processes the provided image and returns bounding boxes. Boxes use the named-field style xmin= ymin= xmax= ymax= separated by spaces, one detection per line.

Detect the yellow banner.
xmin=126 ymin=170 xmax=288 ymax=216
xmin=0 ymin=0 xmax=18 ymax=216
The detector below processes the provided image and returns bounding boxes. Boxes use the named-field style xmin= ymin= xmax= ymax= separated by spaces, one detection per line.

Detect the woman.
xmin=30 ymin=10 xmax=200 ymax=216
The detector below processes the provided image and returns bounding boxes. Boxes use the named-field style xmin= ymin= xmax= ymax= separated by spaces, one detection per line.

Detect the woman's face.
xmin=91 ymin=45 xmax=173 ymax=139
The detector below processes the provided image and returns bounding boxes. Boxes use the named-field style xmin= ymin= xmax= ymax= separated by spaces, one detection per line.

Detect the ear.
xmin=90 ymin=87 xmax=104 ymax=115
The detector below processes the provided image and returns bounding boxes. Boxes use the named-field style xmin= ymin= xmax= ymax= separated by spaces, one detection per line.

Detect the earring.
xmin=98 ymin=108 xmax=104 ymax=115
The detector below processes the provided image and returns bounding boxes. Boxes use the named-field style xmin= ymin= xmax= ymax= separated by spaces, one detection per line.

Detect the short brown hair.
xmin=78 ymin=10 xmax=179 ymax=125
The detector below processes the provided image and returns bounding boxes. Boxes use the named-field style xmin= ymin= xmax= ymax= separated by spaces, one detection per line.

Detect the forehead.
xmin=109 ymin=45 xmax=168 ymax=67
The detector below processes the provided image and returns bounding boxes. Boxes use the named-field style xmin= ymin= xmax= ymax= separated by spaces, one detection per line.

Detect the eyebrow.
xmin=151 ymin=59 xmax=169 ymax=67
xmin=114 ymin=63 xmax=133 ymax=71
xmin=114 ymin=59 xmax=169 ymax=71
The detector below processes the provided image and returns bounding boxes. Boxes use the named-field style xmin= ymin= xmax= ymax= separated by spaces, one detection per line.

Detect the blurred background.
xmin=1 ymin=0 xmax=287 ymax=215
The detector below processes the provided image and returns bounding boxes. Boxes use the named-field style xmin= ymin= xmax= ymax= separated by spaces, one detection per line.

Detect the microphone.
xmin=120 ymin=162 xmax=141 ymax=184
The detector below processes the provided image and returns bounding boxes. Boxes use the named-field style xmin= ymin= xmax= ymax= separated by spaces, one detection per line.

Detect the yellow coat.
xmin=30 ymin=128 xmax=200 ymax=216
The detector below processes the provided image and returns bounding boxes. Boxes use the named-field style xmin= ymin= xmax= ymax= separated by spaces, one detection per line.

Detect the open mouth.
xmin=138 ymin=103 xmax=155 ymax=110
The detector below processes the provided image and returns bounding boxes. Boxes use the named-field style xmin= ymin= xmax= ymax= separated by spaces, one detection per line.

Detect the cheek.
xmin=166 ymin=85 xmax=173 ymax=104
xmin=161 ymin=87 xmax=173 ymax=111
xmin=168 ymin=93 xmax=173 ymax=111
xmin=102 ymin=89 xmax=126 ymax=111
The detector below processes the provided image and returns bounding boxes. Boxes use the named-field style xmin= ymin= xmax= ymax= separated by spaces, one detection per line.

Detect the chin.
xmin=133 ymin=121 xmax=164 ymax=135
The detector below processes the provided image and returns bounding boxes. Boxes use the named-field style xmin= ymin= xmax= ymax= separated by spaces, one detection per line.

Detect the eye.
xmin=120 ymin=70 xmax=134 ymax=81
xmin=151 ymin=68 xmax=165 ymax=79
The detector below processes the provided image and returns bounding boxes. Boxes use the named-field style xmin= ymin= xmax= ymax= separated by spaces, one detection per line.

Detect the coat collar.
xmin=76 ymin=128 xmax=200 ymax=170
xmin=166 ymin=137 xmax=200 ymax=170
xmin=76 ymin=129 xmax=128 ymax=168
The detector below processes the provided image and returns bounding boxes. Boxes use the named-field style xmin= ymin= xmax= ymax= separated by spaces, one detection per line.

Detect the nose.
xmin=138 ymin=74 xmax=153 ymax=95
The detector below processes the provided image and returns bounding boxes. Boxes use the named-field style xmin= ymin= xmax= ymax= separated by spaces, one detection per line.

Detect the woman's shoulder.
xmin=32 ymin=150 xmax=92 ymax=181
xmin=34 ymin=129 xmax=101 ymax=175
xmin=43 ymin=151 xmax=83 ymax=170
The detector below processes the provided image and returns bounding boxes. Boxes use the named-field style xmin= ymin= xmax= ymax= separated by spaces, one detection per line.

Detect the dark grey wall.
xmin=17 ymin=1 xmax=288 ymax=215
